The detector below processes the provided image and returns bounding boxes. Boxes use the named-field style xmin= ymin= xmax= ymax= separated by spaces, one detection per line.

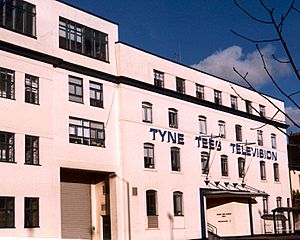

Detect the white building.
xmin=0 ymin=0 xmax=291 ymax=239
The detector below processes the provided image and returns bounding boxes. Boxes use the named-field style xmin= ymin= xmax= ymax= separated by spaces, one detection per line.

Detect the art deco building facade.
xmin=0 ymin=0 xmax=291 ymax=239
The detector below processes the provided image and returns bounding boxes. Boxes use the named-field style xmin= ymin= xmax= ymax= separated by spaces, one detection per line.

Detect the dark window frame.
xmin=221 ymin=155 xmax=228 ymax=177
xmin=230 ymin=95 xmax=238 ymax=110
xmin=196 ymin=84 xmax=204 ymax=100
xmin=89 ymin=81 xmax=103 ymax=108
xmin=218 ymin=120 xmax=226 ymax=138
xmin=168 ymin=108 xmax=178 ymax=129
xmin=0 ymin=131 xmax=14 ymax=163
xmin=276 ymin=196 xmax=282 ymax=208
xmin=176 ymin=77 xmax=185 ymax=94
xmin=142 ymin=102 xmax=152 ymax=123
xmin=69 ymin=75 xmax=83 ymax=103
xmin=171 ymin=147 xmax=180 ymax=171
xmin=24 ymin=197 xmax=39 ymax=228
xmin=0 ymin=196 xmax=14 ymax=228
xmin=271 ymin=133 xmax=277 ymax=149
xmin=154 ymin=70 xmax=164 ymax=88
xmin=259 ymin=104 xmax=266 ymax=117
xmin=214 ymin=90 xmax=222 ymax=105
xmin=25 ymin=135 xmax=39 ymax=165
xmin=245 ymin=100 xmax=252 ymax=114
xmin=146 ymin=190 xmax=157 ymax=216
xmin=257 ymin=130 xmax=264 ymax=146
xmin=273 ymin=163 xmax=279 ymax=182
xmin=144 ymin=143 xmax=154 ymax=169
xmin=199 ymin=115 xmax=207 ymax=135
xmin=260 ymin=161 xmax=266 ymax=180
xmin=201 ymin=151 xmax=209 ymax=174
xmin=173 ymin=191 xmax=183 ymax=216
xmin=263 ymin=197 xmax=268 ymax=215
xmin=0 ymin=67 xmax=15 ymax=100
xmin=235 ymin=125 xmax=242 ymax=142
xmin=25 ymin=74 xmax=39 ymax=104
xmin=238 ymin=157 xmax=245 ymax=178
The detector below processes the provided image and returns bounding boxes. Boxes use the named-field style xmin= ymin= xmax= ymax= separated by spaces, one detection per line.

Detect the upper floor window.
xmin=245 ymin=100 xmax=252 ymax=114
xmin=144 ymin=143 xmax=154 ymax=169
xmin=0 ymin=131 xmax=14 ymax=162
xmin=171 ymin=147 xmax=180 ymax=171
xmin=0 ymin=67 xmax=15 ymax=99
xmin=25 ymin=74 xmax=39 ymax=104
xmin=69 ymin=76 xmax=83 ymax=103
xmin=168 ymin=108 xmax=178 ymax=129
xmin=230 ymin=95 xmax=238 ymax=110
xmin=276 ymin=196 xmax=282 ymax=208
xmin=176 ymin=77 xmax=185 ymax=94
xmin=263 ymin=197 xmax=268 ymax=215
xmin=196 ymin=84 xmax=204 ymax=100
xmin=214 ymin=90 xmax=222 ymax=105
xmin=199 ymin=115 xmax=207 ymax=135
xmin=154 ymin=70 xmax=164 ymax=88
xmin=25 ymin=135 xmax=39 ymax=165
xmin=221 ymin=155 xmax=228 ymax=177
xmin=218 ymin=120 xmax=226 ymax=138
xmin=271 ymin=133 xmax=277 ymax=149
xmin=257 ymin=130 xmax=263 ymax=146
xmin=0 ymin=196 xmax=14 ymax=228
xmin=260 ymin=161 xmax=266 ymax=180
xmin=146 ymin=190 xmax=157 ymax=216
xmin=235 ymin=125 xmax=242 ymax=142
xmin=89 ymin=81 xmax=103 ymax=108
xmin=273 ymin=163 xmax=279 ymax=182
xmin=173 ymin=191 xmax=183 ymax=216
xmin=59 ymin=17 xmax=109 ymax=62
xmin=24 ymin=197 xmax=39 ymax=228
xmin=69 ymin=117 xmax=105 ymax=147
xmin=238 ymin=157 xmax=245 ymax=178
xmin=142 ymin=102 xmax=152 ymax=123
xmin=201 ymin=151 xmax=209 ymax=174
xmin=259 ymin=105 xmax=266 ymax=117
xmin=0 ymin=0 xmax=36 ymax=37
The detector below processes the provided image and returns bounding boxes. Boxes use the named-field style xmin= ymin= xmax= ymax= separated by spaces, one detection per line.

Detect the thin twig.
xmin=231 ymin=30 xmax=280 ymax=43
xmin=272 ymin=54 xmax=290 ymax=64
xmin=250 ymin=109 xmax=280 ymax=130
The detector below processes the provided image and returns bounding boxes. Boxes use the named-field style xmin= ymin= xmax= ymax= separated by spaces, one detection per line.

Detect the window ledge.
xmin=25 ymin=226 xmax=40 ymax=228
xmin=25 ymin=102 xmax=40 ymax=106
xmin=24 ymin=163 xmax=41 ymax=166
xmin=144 ymin=168 xmax=157 ymax=172
xmin=0 ymin=161 xmax=17 ymax=164
xmin=171 ymin=171 xmax=183 ymax=175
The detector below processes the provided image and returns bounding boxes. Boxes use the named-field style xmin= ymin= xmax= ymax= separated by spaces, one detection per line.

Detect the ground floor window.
xmin=146 ymin=190 xmax=157 ymax=216
xmin=173 ymin=191 xmax=183 ymax=216
xmin=0 ymin=196 xmax=14 ymax=228
xmin=24 ymin=197 xmax=39 ymax=228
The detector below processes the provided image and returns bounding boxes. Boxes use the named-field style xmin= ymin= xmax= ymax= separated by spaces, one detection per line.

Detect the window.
xmin=257 ymin=130 xmax=263 ymax=146
xmin=89 ymin=81 xmax=103 ymax=108
xmin=214 ymin=90 xmax=222 ymax=105
xmin=218 ymin=120 xmax=226 ymax=138
xmin=142 ymin=102 xmax=152 ymax=123
xmin=0 ymin=197 xmax=14 ymax=228
xmin=0 ymin=67 xmax=15 ymax=99
xmin=144 ymin=143 xmax=154 ymax=169
xmin=271 ymin=133 xmax=277 ymax=149
xmin=59 ymin=17 xmax=109 ymax=61
xmin=25 ymin=74 xmax=38 ymax=104
xmin=238 ymin=157 xmax=245 ymax=178
xmin=173 ymin=191 xmax=183 ymax=216
xmin=201 ymin=151 xmax=209 ymax=174
xmin=273 ymin=163 xmax=279 ymax=182
xmin=199 ymin=116 xmax=207 ymax=135
xmin=69 ymin=76 xmax=83 ymax=103
xmin=263 ymin=197 xmax=268 ymax=215
xmin=221 ymin=155 xmax=228 ymax=177
xmin=0 ymin=131 xmax=14 ymax=162
xmin=168 ymin=108 xmax=178 ymax=129
xmin=259 ymin=105 xmax=266 ymax=117
xmin=245 ymin=100 xmax=252 ymax=114
xmin=260 ymin=161 xmax=266 ymax=180
xmin=235 ymin=125 xmax=242 ymax=142
xmin=196 ymin=84 xmax=204 ymax=100
xmin=171 ymin=147 xmax=180 ymax=171
xmin=24 ymin=197 xmax=39 ymax=228
xmin=231 ymin=95 xmax=238 ymax=110
xmin=0 ymin=0 xmax=36 ymax=36
xmin=276 ymin=196 xmax=282 ymax=208
xmin=25 ymin=135 xmax=39 ymax=165
xmin=69 ymin=117 xmax=105 ymax=147
xmin=154 ymin=70 xmax=164 ymax=88
xmin=176 ymin=77 xmax=185 ymax=94
xmin=146 ymin=190 xmax=157 ymax=216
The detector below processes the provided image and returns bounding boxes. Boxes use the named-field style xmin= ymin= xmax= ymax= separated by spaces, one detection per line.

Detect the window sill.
xmin=0 ymin=26 xmax=37 ymax=39
xmin=0 ymin=96 xmax=16 ymax=101
xmin=25 ymin=226 xmax=40 ymax=228
xmin=25 ymin=102 xmax=40 ymax=106
xmin=24 ymin=163 xmax=41 ymax=166
xmin=171 ymin=171 xmax=182 ymax=175
xmin=144 ymin=168 xmax=157 ymax=172
xmin=0 ymin=160 xmax=17 ymax=164
xmin=69 ymin=100 xmax=84 ymax=104
xmin=0 ymin=226 xmax=16 ymax=229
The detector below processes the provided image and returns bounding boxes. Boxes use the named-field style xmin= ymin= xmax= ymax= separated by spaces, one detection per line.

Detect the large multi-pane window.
xmin=144 ymin=143 xmax=154 ymax=169
xmin=201 ymin=151 xmax=209 ymax=174
xmin=273 ymin=163 xmax=279 ymax=182
xmin=24 ymin=197 xmax=39 ymax=228
xmin=260 ymin=161 xmax=266 ymax=180
xmin=146 ymin=190 xmax=157 ymax=216
xmin=142 ymin=102 xmax=152 ymax=123
xmin=0 ymin=67 xmax=15 ymax=99
xmin=89 ymin=81 xmax=103 ymax=108
xmin=196 ymin=84 xmax=204 ymax=100
xmin=245 ymin=100 xmax=252 ymax=114
xmin=176 ymin=77 xmax=185 ymax=94
xmin=69 ymin=117 xmax=105 ymax=147
xmin=154 ymin=70 xmax=164 ymax=88
xmin=25 ymin=135 xmax=39 ymax=165
xmin=69 ymin=76 xmax=83 ymax=103
xmin=25 ymin=74 xmax=39 ymax=104
xmin=59 ymin=17 xmax=109 ymax=61
xmin=0 ymin=197 xmax=14 ymax=228
xmin=0 ymin=131 xmax=14 ymax=162
xmin=231 ymin=95 xmax=238 ymax=110
xmin=173 ymin=191 xmax=183 ymax=216
xmin=199 ymin=115 xmax=207 ymax=135
xmin=238 ymin=157 xmax=245 ymax=178
xmin=257 ymin=130 xmax=264 ymax=146
xmin=171 ymin=147 xmax=180 ymax=171
xmin=214 ymin=90 xmax=222 ymax=105
xmin=168 ymin=108 xmax=178 ymax=129
xmin=259 ymin=105 xmax=266 ymax=117
xmin=235 ymin=124 xmax=242 ymax=142
xmin=218 ymin=120 xmax=226 ymax=138
xmin=221 ymin=155 xmax=228 ymax=177
xmin=271 ymin=133 xmax=277 ymax=149
xmin=0 ymin=0 xmax=36 ymax=36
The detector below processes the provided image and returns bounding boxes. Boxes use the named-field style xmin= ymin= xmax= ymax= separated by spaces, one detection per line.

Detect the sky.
xmin=62 ymin=0 xmax=300 ymax=132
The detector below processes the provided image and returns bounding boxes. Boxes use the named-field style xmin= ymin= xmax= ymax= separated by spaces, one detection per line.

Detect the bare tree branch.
xmin=289 ymin=90 xmax=300 ymax=97
xmin=278 ymin=0 xmax=295 ymax=28
xmin=292 ymin=6 xmax=300 ymax=14
xmin=272 ymin=54 xmax=290 ymax=64
xmin=250 ymin=109 xmax=280 ymax=130
xmin=231 ymin=30 xmax=280 ymax=43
